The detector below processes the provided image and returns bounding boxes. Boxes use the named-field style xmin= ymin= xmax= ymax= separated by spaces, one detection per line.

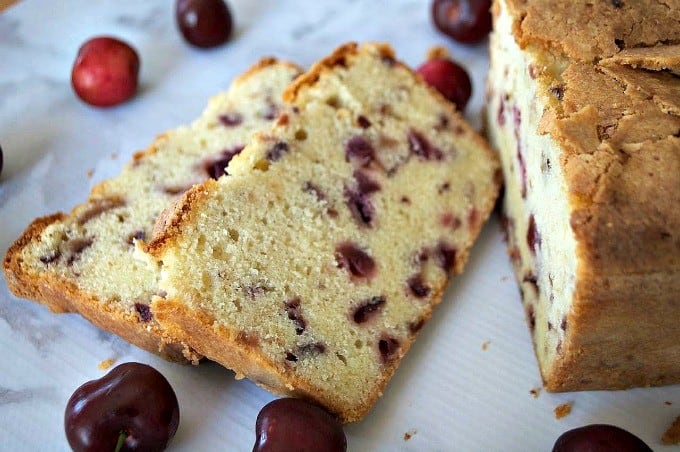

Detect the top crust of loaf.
xmin=503 ymin=0 xmax=680 ymax=62
xmin=602 ymin=45 xmax=680 ymax=75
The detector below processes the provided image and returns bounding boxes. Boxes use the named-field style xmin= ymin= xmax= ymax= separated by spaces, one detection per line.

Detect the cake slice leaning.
xmin=145 ymin=42 xmax=502 ymax=421
xmin=486 ymin=0 xmax=680 ymax=391
xmin=3 ymin=59 xmax=302 ymax=363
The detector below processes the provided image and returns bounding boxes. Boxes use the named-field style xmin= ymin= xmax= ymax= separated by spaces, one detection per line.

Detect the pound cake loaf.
xmin=145 ymin=42 xmax=501 ymax=421
xmin=486 ymin=0 xmax=680 ymax=391
xmin=3 ymin=59 xmax=302 ymax=362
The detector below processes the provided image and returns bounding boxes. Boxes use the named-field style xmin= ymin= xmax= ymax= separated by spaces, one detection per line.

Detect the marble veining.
xmin=0 ymin=297 xmax=65 ymax=354
xmin=0 ymin=386 xmax=57 ymax=406
xmin=0 ymin=15 xmax=23 ymax=45
xmin=115 ymin=4 xmax=167 ymax=33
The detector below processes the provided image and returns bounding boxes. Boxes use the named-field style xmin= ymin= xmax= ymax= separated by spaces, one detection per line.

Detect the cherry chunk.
xmin=335 ymin=242 xmax=376 ymax=280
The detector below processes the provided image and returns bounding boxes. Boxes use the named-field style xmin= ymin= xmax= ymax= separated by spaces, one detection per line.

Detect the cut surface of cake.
xmin=3 ymin=59 xmax=302 ymax=362
xmin=145 ymin=42 xmax=501 ymax=421
xmin=486 ymin=0 xmax=680 ymax=390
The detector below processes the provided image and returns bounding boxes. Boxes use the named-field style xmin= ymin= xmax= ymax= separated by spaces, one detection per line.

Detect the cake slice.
xmin=145 ymin=42 xmax=501 ymax=422
xmin=3 ymin=59 xmax=302 ymax=362
xmin=486 ymin=0 xmax=680 ymax=391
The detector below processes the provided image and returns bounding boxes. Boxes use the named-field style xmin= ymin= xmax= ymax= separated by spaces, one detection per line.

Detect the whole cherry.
xmin=432 ymin=0 xmax=492 ymax=44
xmin=417 ymin=57 xmax=472 ymax=112
xmin=64 ymin=362 xmax=179 ymax=452
xmin=71 ymin=36 xmax=140 ymax=108
xmin=253 ymin=398 xmax=346 ymax=452
xmin=553 ymin=424 xmax=653 ymax=452
xmin=176 ymin=0 xmax=233 ymax=48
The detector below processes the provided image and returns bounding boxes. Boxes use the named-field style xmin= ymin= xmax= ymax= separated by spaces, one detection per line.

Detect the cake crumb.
xmin=665 ymin=401 xmax=673 ymax=406
xmin=110 ymin=152 xmax=118 ymax=160
xmin=426 ymin=46 xmax=450 ymax=61
xmin=662 ymin=415 xmax=680 ymax=445
xmin=86 ymin=169 xmax=94 ymax=178
xmin=554 ymin=402 xmax=572 ymax=419
xmin=501 ymin=275 xmax=509 ymax=282
xmin=482 ymin=340 xmax=491 ymax=351
xmin=98 ymin=358 xmax=116 ymax=370
xmin=530 ymin=387 xmax=542 ymax=398
xmin=403 ymin=429 xmax=417 ymax=441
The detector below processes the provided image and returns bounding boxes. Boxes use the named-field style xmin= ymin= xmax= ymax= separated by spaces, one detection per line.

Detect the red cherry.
xmin=416 ymin=58 xmax=472 ymax=111
xmin=176 ymin=0 xmax=233 ymax=48
xmin=253 ymin=398 xmax=346 ymax=452
xmin=64 ymin=363 xmax=179 ymax=452
xmin=432 ymin=0 xmax=492 ymax=44
xmin=553 ymin=424 xmax=652 ymax=452
xmin=71 ymin=37 xmax=140 ymax=108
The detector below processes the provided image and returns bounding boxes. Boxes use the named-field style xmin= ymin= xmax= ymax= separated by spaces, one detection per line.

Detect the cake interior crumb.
xmin=403 ymin=429 xmax=417 ymax=441
xmin=98 ymin=358 xmax=116 ymax=370
xmin=662 ymin=415 xmax=680 ymax=445
xmin=554 ymin=402 xmax=572 ymax=419
xmin=482 ymin=340 xmax=491 ymax=351
xmin=529 ymin=387 xmax=541 ymax=398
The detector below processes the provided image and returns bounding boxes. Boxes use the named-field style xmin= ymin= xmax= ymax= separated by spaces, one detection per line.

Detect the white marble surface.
xmin=0 ymin=1 xmax=677 ymax=451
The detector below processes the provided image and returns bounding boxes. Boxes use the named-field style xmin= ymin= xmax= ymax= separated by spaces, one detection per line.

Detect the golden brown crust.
xmin=601 ymin=45 xmax=680 ymax=75
xmin=146 ymin=179 xmax=217 ymax=258
xmin=153 ymin=285 xmax=444 ymax=423
xmin=599 ymin=63 xmax=680 ymax=116
xmin=283 ymin=42 xmax=398 ymax=103
xmin=506 ymin=0 xmax=680 ymax=62
xmin=494 ymin=0 xmax=680 ymax=392
xmin=3 ymin=215 xmax=197 ymax=363
xmin=555 ymin=85 xmax=680 ymax=389
xmin=4 ymin=214 xmax=69 ymax=310
xmin=545 ymin=270 xmax=680 ymax=391
xmin=283 ymin=42 xmax=359 ymax=103
xmin=538 ymin=61 xmax=680 ymax=275
xmin=569 ymin=137 xmax=680 ymax=273
xmin=234 ymin=57 xmax=300 ymax=85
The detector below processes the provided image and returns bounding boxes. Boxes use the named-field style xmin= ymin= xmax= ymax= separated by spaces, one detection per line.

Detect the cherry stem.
xmin=114 ymin=431 xmax=127 ymax=452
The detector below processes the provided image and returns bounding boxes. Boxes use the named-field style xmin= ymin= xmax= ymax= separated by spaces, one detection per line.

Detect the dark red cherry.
xmin=432 ymin=0 xmax=492 ymax=44
xmin=176 ymin=0 xmax=233 ymax=48
xmin=253 ymin=398 xmax=346 ymax=452
xmin=416 ymin=58 xmax=472 ymax=111
xmin=64 ymin=362 xmax=179 ymax=452
xmin=553 ymin=424 xmax=652 ymax=452
xmin=71 ymin=37 xmax=140 ymax=107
